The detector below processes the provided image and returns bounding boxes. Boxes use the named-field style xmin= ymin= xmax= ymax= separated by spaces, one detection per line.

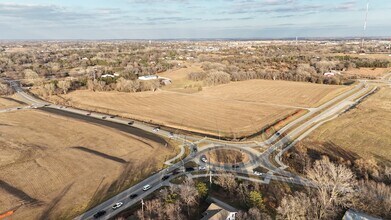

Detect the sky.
xmin=0 ymin=0 xmax=390 ymax=39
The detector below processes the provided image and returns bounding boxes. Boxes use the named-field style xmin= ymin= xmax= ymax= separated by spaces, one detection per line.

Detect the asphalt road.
xmin=39 ymin=107 xmax=168 ymax=145
xmin=2 ymin=78 xmax=379 ymax=220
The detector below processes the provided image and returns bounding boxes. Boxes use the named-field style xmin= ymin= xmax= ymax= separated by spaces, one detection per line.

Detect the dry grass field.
xmin=60 ymin=80 xmax=350 ymax=138
xmin=0 ymin=110 xmax=172 ymax=219
xmin=198 ymin=79 xmax=351 ymax=108
xmin=158 ymin=63 xmax=204 ymax=93
xmin=344 ymin=67 xmax=391 ymax=78
xmin=0 ymin=95 xmax=25 ymax=108
xmin=62 ymin=89 xmax=293 ymax=138
xmin=299 ymin=86 xmax=391 ymax=165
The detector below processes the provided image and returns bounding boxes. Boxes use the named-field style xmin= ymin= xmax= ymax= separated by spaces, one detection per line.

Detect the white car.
xmin=201 ymin=157 xmax=208 ymax=163
xmin=143 ymin=184 xmax=152 ymax=191
xmin=112 ymin=202 xmax=123 ymax=210
xmin=198 ymin=166 xmax=206 ymax=171
xmin=253 ymin=171 xmax=263 ymax=176
xmin=153 ymin=127 xmax=160 ymax=132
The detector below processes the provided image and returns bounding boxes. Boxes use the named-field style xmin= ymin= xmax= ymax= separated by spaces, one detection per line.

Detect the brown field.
xmin=344 ymin=67 xmax=391 ymax=78
xmin=60 ymin=80 xmax=350 ymax=138
xmin=0 ymin=110 xmax=172 ymax=219
xmin=299 ymin=86 xmax=391 ymax=165
xmin=0 ymin=95 xmax=25 ymax=108
xmin=158 ymin=63 xmax=204 ymax=93
xmin=62 ymin=89 xmax=293 ymax=138
xmin=198 ymin=79 xmax=350 ymax=108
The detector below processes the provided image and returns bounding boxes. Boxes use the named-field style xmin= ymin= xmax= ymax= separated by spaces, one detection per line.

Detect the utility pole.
xmin=361 ymin=0 xmax=369 ymax=49
xmin=141 ymin=199 xmax=145 ymax=220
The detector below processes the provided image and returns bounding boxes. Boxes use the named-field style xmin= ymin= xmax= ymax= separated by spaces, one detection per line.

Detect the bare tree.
xmin=57 ymin=80 xmax=71 ymax=94
xmin=215 ymin=172 xmax=237 ymax=195
xmin=165 ymin=201 xmax=183 ymax=220
xmin=352 ymin=180 xmax=391 ymax=219
xmin=178 ymin=178 xmax=199 ymax=215
xmin=236 ymin=207 xmax=271 ymax=220
xmin=0 ymin=83 xmax=13 ymax=95
xmin=306 ymin=156 xmax=357 ymax=219
xmin=277 ymin=192 xmax=313 ymax=220
xmin=43 ymin=82 xmax=56 ymax=96
xmin=204 ymin=71 xmax=231 ymax=86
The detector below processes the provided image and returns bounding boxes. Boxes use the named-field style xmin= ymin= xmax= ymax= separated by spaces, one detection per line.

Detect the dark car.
xmin=110 ymin=115 xmax=115 ymax=118
xmin=86 ymin=112 xmax=91 ymax=116
xmin=232 ymin=164 xmax=240 ymax=169
xmin=185 ymin=167 xmax=195 ymax=172
xmin=162 ymin=175 xmax=170 ymax=181
xmin=129 ymin=194 xmax=138 ymax=199
xmin=276 ymin=132 xmax=281 ymax=136
xmin=128 ymin=121 xmax=134 ymax=125
xmin=93 ymin=210 xmax=106 ymax=218
xmin=102 ymin=116 xmax=107 ymax=119
xmin=172 ymin=168 xmax=180 ymax=175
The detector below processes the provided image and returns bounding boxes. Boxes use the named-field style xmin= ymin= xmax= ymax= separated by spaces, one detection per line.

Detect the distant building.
xmin=324 ymin=70 xmax=341 ymax=77
xmin=138 ymin=75 xmax=172 ymax=85
xmin=138 ymin=75 xmax=159 ymax=80
xmin=342 ymin=209 xmax=382 ymax=220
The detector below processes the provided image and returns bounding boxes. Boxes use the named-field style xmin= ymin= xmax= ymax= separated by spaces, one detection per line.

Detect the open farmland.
xmin=0 ymin=110 xmax=172 ymax=219
xmin=61 ymin=80 xmax=350 ymax=138
xmin=198 ymin=79 xmax=351 ymax=108
xmin=298 ymin=86 xmax=391 ymax=165
xmin=158 ymin=63 xmax=204 ymax=93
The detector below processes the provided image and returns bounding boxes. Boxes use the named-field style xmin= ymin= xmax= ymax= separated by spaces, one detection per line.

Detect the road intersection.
xmin=2 ymin=78 xmax=382 ymax=220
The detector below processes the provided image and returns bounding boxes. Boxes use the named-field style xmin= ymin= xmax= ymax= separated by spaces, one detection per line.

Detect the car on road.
xmin=253 ymin=171 xmax=263 ymax=176
xmin=201 ymin=157 xmax=208 ymax=163
xmin=16 ymin=107 xmax=21 ymax=110
xmin=44 ymin=104 xmax=50 ymax=107
xmin=198 ymin=166 xmax=206 ymax=170
xmin=112 ymin=202 xmax=123 ymax=210
xmin=232 ymin=164 xmax=240 ymax=169
xmin=93 ymin=210 xmax=106 ymax=218
xmin=276 ymin=132 xmax=281 ymax=136
xmin=168 ymin=132 xmax=174 ymax=138
xmin=143 ymin=184 xmax=152 ymax=191
xmin=110 ymin=115 xmax=115 ymax=118
xmin=153 ymin=127 xmax=160 ymax=132
xmin=161 ymin=175 xmax=170 ymax=181
xmin=86 ymin=112 xmax=91 ymax=116
xmin=128 ymin=121 xmax=134 ymax=125
xmin=129 ymin=194 xmax=138 ymax=199
xmin=172 ymin=168 xmax=181 ymax=175
xmin=102 ymin=116 xmax=107 ymax=119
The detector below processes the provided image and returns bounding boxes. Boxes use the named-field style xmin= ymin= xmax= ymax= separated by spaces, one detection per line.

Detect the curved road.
xmin=3 ymin=78 xmax=379 ymax=220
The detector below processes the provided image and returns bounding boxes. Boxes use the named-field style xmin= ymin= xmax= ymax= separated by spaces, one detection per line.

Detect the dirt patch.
xmin=206 ymin=149 xmax=250 ymax=164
